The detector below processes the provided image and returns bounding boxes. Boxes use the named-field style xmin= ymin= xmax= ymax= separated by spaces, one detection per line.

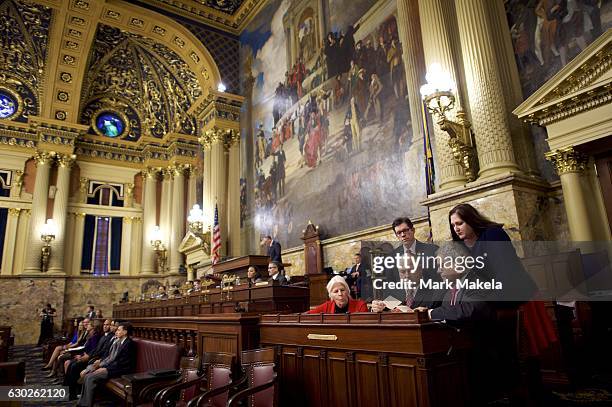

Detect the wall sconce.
xmin=150 ymin=225 xmax=167 ymax=273
xmin=187 ymin=204 xmax=211 ymax=255
xmin=420 ymin=64 xmax=478 ymax=182
xmin=40 ymin=219 xmax=56 ymax=272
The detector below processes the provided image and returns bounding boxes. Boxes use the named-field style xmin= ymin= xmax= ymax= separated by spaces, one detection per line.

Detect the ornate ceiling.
xmin=80 ymin=24 xmax=202 ymax=141
xmin=0 ymin=0 xmax=51 ymax=122
xmin=0 ymin=0 xmax=243 ymax=169
xmin=132 ymin=0 xmax=266 ymax=34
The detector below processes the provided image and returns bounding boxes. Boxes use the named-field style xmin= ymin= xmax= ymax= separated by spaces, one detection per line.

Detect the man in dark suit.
xmin=262 ymin=235 xmax=282 ymax=263
xmin=64 ymin=320 xmax=115 ymax=400
xmin=85 ymin=305 xmax=95 ymax=319
xmin=372 ymin=217 xmax=444 ymax=312
xmin=348 ymin=253 xmax=367 ymax=298
xmin=78 ymin=322 xmax=136 ymax=407
xmin=267 ymin=261 xmax=288 ymax=285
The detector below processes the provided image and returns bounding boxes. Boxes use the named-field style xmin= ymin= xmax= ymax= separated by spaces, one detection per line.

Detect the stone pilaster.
xmin=141 ymin=167 xmax=159 ymax=274
xmin=395 ymin=0 xmax=427 ymax=151
xmin=455 ymin=0 xmax=520 ymax=177
xmin=227 ymin=132 xmax=241 ymax=256
xmin=546 ymin=148 xmax=594 ymax=241
xmin=71 ymin=212 xmax=85 ymax=275
xmin=130 ymin=217 xmax=142 ymax=275
xmin=1 ymin=208 xmax=21 ymax=275
xmin=48 ymin=154 xmax=75 ymax=274
xmin=418 ymin=0 xmax=468 ymax=189
xmin=169 ymin=165 xmax=186 ymax=274
xmin=209 ymin=128 xmax=229 ymax=256
xmin=159 ymin=168 xmax=173 ymax=268
xmin=187 ymin=166 xmax=198 ymax=211
xmin=78 ymin=177 xmax=89 ymax=203
xmin=125 ymin=183 xmax=134 ymax=208
xmin=120 ymin=216 xmax=133 ymax=276
xmin=24 ymin=151 xmax=53 ymax=273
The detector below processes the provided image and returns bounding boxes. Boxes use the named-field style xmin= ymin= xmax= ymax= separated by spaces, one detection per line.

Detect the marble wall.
xmin=0 ymin=277 xmax=66 ymax=345
xmin=0 ymin=276 xmax=188 ymax=345
xmin=283 ymin=219 xmax=430 ymax=277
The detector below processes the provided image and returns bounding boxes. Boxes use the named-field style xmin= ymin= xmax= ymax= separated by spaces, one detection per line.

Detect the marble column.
xmin=418 ymin=0 xmax=468 ymax=189
xmin=130 ymin=217 xmax=142 ymax=275
xmin=48 ymin=154 xmax=75 ymax=274
xmin=395 ymin=0 xmax=427 ymax=152
xmin=489 ymin=0 xmax=539 ymax=176
xmin=201 ymin=139 xmax=213 ymax=224
xmin=159 ymin=168 xmax=173 ymax=269
xmin=120 ymin=217 xmax=133 ymax=276
xmin=227 ymin=132 xmax=241 ymax=256
xmin=141 ymin=167 xmax=159 ymax=274
xmin=455 ymin=0 xmax=520 ymax=177
xmin=13 ymin=209 xmax=30 ymax=275
xmin=187 ymin=166 xmax=198 ymax=211
xmin=24 ymin=151 xmax=53 ymax=273
xmin=210 ymin=129 xmax=229 ymax=256
xmin=1 ymin=208 xmax=21 ymax=275
xmin=169 ymin=165 xmax=185 ymax=274
xmin=546 ymin=148 xmax=593 ymax=241
xmin=71 ymin=212 xmax=85 ymax=275
xmin=63 ymin=212 xmax=75 ymax=276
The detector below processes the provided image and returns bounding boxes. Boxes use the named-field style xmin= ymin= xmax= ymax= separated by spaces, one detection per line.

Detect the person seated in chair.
xmin=247 ymin=266 xmax=264 ymax=286
xmin=78 ymin=322 xmax=136 ymax=407
xmin=267 ymin=261 xmax=288 ymax=285
xmin=307 ymin=275 xmax=368 ymax=314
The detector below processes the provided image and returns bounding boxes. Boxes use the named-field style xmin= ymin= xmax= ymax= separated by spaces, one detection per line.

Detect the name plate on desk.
xmin=307 ymin=333 xmax=337 ymax=341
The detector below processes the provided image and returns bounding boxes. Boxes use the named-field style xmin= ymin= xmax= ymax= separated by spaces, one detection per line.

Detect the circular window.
xmin=95 ymin=112 xmax=125 ymax=138
xmin=0 ymin=90 xmax=18 ymax=119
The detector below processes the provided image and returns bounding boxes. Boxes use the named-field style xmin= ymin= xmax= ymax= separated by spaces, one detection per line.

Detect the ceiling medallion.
xmin=92 ymin=109 xmax=130 ymax=138
xmin=0 ymin=86 xmax=24 ymax=120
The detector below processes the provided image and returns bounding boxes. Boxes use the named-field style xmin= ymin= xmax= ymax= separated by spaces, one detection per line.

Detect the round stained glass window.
xmin=95 ymin=112 xmax=125 ymax=138
xmin=0 ymin=90 xmax=18 ymax=119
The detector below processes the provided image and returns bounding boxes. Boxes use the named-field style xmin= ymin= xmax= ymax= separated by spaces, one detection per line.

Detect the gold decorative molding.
xmin=142 ymin=167 xmax=160 ymax=179
xmin=8 ymin=208 xmax=21 ymax=217
xmin=545 ymin=147 xmax=589 ymax=175
xmin=57 ymin=153 xmax=76 ymax=168
xmin=514 ymin=30 xmax=612 ymax=126
xmin=33 ymin=151 xmax=55 ymax=166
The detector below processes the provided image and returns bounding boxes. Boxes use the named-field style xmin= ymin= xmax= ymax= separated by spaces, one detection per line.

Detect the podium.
xmin=259 ymin=312 xmax=470 ymax=407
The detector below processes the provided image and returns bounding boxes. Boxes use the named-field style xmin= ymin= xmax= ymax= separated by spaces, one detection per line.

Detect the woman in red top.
xmin=307 ymin=275 xmax=368 ymax=314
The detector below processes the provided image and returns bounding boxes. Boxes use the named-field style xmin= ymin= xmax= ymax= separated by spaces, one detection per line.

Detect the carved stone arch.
xmin=42 ymin=0 xmax=221 ymax=124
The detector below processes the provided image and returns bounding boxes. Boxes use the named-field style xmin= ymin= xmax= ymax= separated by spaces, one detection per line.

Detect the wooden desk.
xmin=212 ymin=254 xmax=270 ymax=277
xmin=128 ymin=314 xmax=260 ymax=359
xmin=113 ymin=284 xmax=309 ymax=318
xmin=259 ymin=312 xmax=469 ymax=407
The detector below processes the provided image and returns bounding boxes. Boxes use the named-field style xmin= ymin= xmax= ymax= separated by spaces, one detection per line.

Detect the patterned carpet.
xmin=7 ymin=345 xmax=115 ymax=407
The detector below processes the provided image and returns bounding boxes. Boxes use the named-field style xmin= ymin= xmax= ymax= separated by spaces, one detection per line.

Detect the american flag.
xmin=211 ymin=204 xmax=221 ymax=265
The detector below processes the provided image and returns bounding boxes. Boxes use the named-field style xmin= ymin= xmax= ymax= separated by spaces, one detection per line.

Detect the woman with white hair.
xmin=307 ymin=275 xmax=368 ymax=314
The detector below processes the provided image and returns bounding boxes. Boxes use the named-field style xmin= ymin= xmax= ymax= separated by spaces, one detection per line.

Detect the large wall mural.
xmin=506 ymin=0 xmax=611 ymax=96
xmin=241 ymin=0 xmax=427 ymax=247
xmin=506 ymin=0 xmax=611 ymax=180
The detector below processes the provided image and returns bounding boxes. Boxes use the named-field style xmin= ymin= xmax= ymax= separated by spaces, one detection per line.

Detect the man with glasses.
xmin=371 ymin=217 xmax=442 ymax=312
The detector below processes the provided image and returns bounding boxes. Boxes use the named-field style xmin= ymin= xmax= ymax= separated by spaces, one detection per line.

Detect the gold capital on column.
xmin=57 ymin=154 xmax=76 ymax=168
xmin=224 ymin=130 xmax=240 ymax=150
xmin=142 ymin=167 xmax=160 ymax=179
xmin=199 ymin=132 xmax=213 ymax=149
xmin=545 ymin=147 xmax=588 ymax=175
xmin=33 ymin=151 xmax=54 ymax=166
xmin=8 ymin=208 xmax=21 ymax=217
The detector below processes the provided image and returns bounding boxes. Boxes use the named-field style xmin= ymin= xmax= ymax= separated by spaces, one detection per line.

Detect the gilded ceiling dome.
xmin=79 ymin=24 xmax=202 ymax=141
